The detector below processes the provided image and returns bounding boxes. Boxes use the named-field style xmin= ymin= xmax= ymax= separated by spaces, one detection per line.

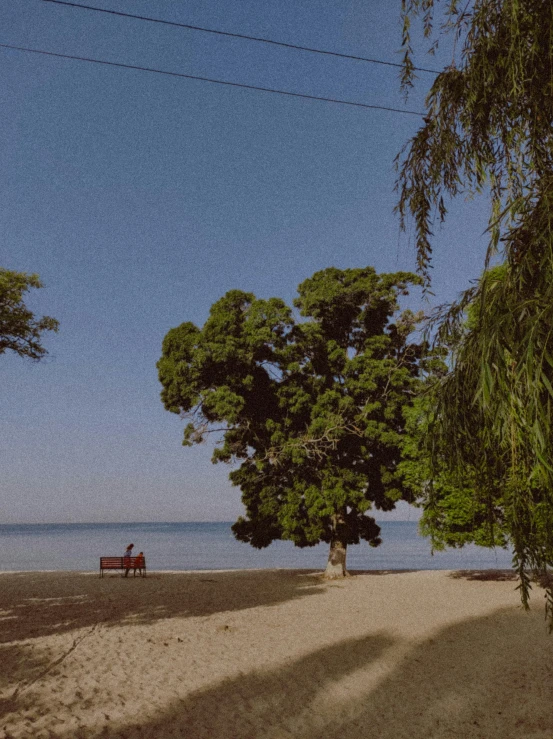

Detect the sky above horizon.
xmin=1 ymin=0 xmax=490 ymax=524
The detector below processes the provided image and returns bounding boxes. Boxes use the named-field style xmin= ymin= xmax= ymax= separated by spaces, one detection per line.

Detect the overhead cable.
xmin=41 ymin=0 xmax=440 ymax=75
xmin=0 ymin=42 xmax=425 ymax=115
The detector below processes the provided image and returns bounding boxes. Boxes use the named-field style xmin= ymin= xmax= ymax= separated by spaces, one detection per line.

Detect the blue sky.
xmin=0 ymin=0 xmax=490 ymax=523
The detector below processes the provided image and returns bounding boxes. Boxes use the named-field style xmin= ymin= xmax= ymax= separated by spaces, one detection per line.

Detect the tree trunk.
xmin=323 ymin=513 xmax=349 ymax=578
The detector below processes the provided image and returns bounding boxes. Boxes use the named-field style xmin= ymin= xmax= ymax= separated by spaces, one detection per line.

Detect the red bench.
xmin=99 ymin=556 xmax=147 ymax=577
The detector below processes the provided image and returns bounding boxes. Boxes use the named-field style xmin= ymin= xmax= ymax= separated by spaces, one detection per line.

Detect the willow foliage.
xmin=397 ymin=0 xmax=553 ymax=620
xmin=398 ymin=0 xmax=553 ymax=278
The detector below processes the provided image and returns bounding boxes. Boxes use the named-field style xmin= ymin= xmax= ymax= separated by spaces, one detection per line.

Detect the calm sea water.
xmin=0 ymin=522 xmax=513 ymax=572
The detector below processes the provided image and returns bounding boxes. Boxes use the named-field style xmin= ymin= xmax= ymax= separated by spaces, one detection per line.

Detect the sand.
xmin=0 ymin=568 xmax=552 ymax=739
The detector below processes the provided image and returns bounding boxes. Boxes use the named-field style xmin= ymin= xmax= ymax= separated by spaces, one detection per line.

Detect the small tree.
xmin=158 ymin=267 xmax=427 ymax=577
xmin=0 ymin=268 xmax=58 ymax=360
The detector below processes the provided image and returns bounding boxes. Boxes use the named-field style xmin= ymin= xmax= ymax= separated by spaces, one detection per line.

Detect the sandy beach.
xmin=1 ymin=568 xmax=552 ymax=739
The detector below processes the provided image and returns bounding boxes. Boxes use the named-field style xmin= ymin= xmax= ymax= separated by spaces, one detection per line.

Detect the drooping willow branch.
xmin=397 ymin=0 xmax=553 ymax=625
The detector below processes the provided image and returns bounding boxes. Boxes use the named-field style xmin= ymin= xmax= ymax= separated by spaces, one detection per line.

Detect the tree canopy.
xmin=397 ymin=0 xmax=553 ymax=619
xmin=158 ymin=267 xmax=428 ymax=576
xmin=0 ymin=268 xmax=59 ymax=360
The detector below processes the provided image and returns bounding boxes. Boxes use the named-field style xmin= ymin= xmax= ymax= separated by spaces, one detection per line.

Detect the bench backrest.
xmin=100 ymin=556 xmax=146 ymax=568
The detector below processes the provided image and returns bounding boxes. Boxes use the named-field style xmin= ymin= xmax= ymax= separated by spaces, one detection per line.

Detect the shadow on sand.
xmin=0 ymin=569 xmax=324 ymax=708
xmin=449 ymin=569 xmax=518 ymax=582
xmin=0 ymin=569 xmax=422 ymax=647
xmin=4 ymin=571 xmax=553 ymax=739
xmin=77 ymin=606 xmax=553 ymax=739
xmin=0 ymin=569 xmax=324 ymax=645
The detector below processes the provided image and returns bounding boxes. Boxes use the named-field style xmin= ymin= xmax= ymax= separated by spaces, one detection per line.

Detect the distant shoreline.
xmin=0 ymin=520 xmax=513 ymax=573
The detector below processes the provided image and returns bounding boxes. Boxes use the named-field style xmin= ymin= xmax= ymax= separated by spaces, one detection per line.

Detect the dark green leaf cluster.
xmin=158 ymin=267 xmax=427 ymax=552
xmin=400 ymin=390 xmax=508 ymax=554
xmin=0 ymin=268 xmax=59 ymax=360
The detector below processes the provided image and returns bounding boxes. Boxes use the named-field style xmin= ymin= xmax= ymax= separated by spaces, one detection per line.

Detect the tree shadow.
xmin=4 ymin=572 xmax=553 ymax=739
xmin=0 ymin=569 xmax=324 ymax=713
xmin=449 ymin=569 xmax=517 ymax=582
xmin=298 ymin=606 xmax=553 ymax=739
xmin=0 ymin=569 xmax=422 ymax=648
xmin=42 ymin=602 xmax=552 ymax=739
xmin=350 ymin=569 xmax=420 ymax=576
xmin=0 ymin=569 xmax=324 ymax=645
xmin=7 ymin=632 xmax=397 ymax=738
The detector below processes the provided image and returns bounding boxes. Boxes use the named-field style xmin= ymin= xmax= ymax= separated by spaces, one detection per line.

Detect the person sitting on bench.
xmin=133 ymin=551 xmax=145 ymax=577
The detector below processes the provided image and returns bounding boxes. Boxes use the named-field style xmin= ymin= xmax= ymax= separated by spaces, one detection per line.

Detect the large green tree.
xmin=158 ymin=267 xmax=427 ymax=576
xmin=397 ymin=0 xmax=553 ymax=618
xmin=0 ymin=268 xmax=58 ymax=360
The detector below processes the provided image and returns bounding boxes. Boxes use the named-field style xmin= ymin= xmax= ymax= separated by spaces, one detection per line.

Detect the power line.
xmin=0 ymin=42 xmax=425 ymax=116
xmin=41 ymin=0 xmax=440 ymax=76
